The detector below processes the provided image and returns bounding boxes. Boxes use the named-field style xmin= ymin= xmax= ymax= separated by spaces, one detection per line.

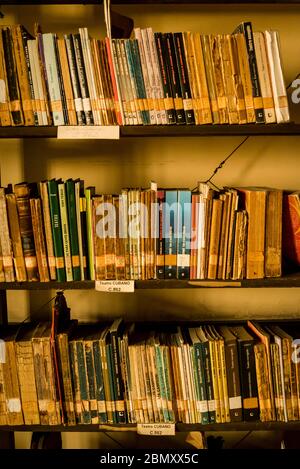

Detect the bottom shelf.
xmin=1 ymin=421 xmax=300 ymax=432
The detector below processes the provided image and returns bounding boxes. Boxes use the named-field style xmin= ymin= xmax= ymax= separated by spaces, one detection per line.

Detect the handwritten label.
xmin=57 ymin=126 xmax=120 ymax=140
xmin=95 ymin=280 xmax=135 ymax=293
xmin=137 ymin=423 xmax=175 ymax=436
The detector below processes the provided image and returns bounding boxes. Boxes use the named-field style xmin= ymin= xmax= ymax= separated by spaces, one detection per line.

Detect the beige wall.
xmin=1 ymin=2 xmax=299 ymax=449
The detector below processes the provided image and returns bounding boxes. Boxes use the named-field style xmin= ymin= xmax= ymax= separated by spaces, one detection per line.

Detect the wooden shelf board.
xmin=2 ymin=0 xmax=300 ymax=4
xmin=0 ymin=124 xmax=300 ymax=139
xmin=1 ymin=421 xmax=300 ymax=432
xmin=1 ymin=274 xmax=300 ymax=289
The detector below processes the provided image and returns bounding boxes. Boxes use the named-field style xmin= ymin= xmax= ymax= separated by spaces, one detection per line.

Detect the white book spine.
xmin=253 ymin=32 xmax=276 ymax=124
xmin=265 ymin=30 xmax=289 ymax=123
xmin=146 ymin=27 xmax=168 ymax=125
xmin=42 ymin=33 xmax=65 ymax=126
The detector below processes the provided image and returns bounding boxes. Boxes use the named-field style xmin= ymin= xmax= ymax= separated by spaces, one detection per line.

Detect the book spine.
xmin=84 ymin=341 xmax=98 ymax=424
xmin=66 ymin=180 xmax=81 ymax=281
xmin=114 ymin=195 xmax=126 ymax=280
xmin=92 ymin=340 xmax=107 ymax=424
xmin=165 ymin=33 xmax=185 ymax=125
xmin=57 ymin=334 xmax=76 ymax=426
xmin=2 ymin=341 xmax=24 ymax=425
xmin=85 ymin=188 xmax=95 ymax=281
xmin=76 ymin=341 xmax=91 ymax=424
xmin=154 ymin=33 xmax=176 ymax=124
xmin=58 ymin=182 xmax=73 ymax=281
xmin=100 ymin=337 xmax=114 ymax=424
xmin=105 ymin=37 xmax=124 ymax=125
xmin=42 ymin=33 xmax=65 ymax=125
xmin=156 ymin=190 xmax=165 ymax=279
xmin=69 ymin=340 xmax=81 ymax=423
xmin=6 ymin=193 xmax=26 ymax=281
xmin=11 ymin=26 xmax=35 ymax=125
xmin=130 ymin=39 xmax=151 ymax=125
xmin=64 ymin=35 xmax=85 ymax=125
xmin=21 ymin=28 xmax=39 ymax=126
xmin=201 ymin=341 xmax=215 ymax=423
xmin=177 ymin=190 xmax=191 ymax=279
xmin=15 ymin=341 xmax=40 ymax=425
xmin=54 ymin=35 xmax=69 ymax=125
xmin=201 ymin=35 xmax=219 ymax=124
xmin=14 ymin=184 xmax=39 ymax=281
xmin=47 ymin=180 xmax=66 ymax=281
xmin=236 ymin=23 xmax=264 ymax=123
xmin=193 ymin=342 xmax=209 ymax=424
xmin=30 ymin=198 xmax=50 ymax=282
xmin=0 ymin=188 xmax=14 ymax=281
xmin=173 ymin=32 xmax=195 ymax=125
xmin=224 ymin=340 xmax=242 ymax=421
xmin=238 ymin=340 xmax=259 ymax=421
xmin=2 ymin=28 xmax=23 ymax=125
xmin=72 ymin=34 xmax=94 ymax=125
xmin=164 ymin=190 xmax=177 ymax=279
xmin=106 ymin=342 xmax=118 ymax=424
xmin=207 ymin=198 xmax=223 ymax=280
xmin=111 ymin=331 xmax=126 ymax=423
xmin=80 ymin=197 xmax=89 ymax=280
xmin=0 ymin=30 xmax=12 ymax=126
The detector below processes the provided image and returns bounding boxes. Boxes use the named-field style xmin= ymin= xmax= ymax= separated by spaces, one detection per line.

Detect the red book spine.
xmin=282 ymin=193 xmax=300 ymax=267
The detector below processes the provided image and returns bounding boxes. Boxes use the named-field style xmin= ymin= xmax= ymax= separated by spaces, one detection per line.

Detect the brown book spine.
xmin=14 ymin=183 xmax=39 ymax=281
xmin=30 ymin=198 xmax=50 ymax=282
xmin=57 ymin=333 xmax=76 ymax=426
xmin=15 ymin=340 xmax=40 ymax=425
xmin=93 ymin=196 xmax=106 ymax=281
xmin=234 ymin=33 xmax=256 ymax=123
xmin=228 ymin=35 xmax=247 ymax=124
xmin=0 ymin=188 xmax=14 ymax=281
xmin=57 ymin=38 xmax=77 ymax=126
xmin=0 ymin=362 xmax=7 ymax=425
xmin=207 ymin=198 xmax=223 ymax=280
xmin=114 ymin=195 xmax=126 ymax=280
xmin=254 ymin=343 xmax=273 ymax=421
xmin=2 ymin=340 xmax=24 ymax=425
xmin=210 ymin=35 xmax=229 ymax=124
xmin=265 ymin=190 xmax=282 ymax=278
xmin=6 ymin=192 xmax=27 ymax=281
xmin=11 ymin=25 xmax=35 ymax=125
xmin=39 ymin=182 xmax=56 ymax=280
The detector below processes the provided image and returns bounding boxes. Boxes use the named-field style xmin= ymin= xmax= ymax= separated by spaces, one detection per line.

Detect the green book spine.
xmin=47 ymin=180 xmax=66 ymax=281
xmin=85 ymin=187 xmax=95 ymax=280
xmin=106 ymin=343 xmax=117 ymax=424
xmin=92 ymin=341 xmax=107 ymax=424
xmin=58 ymin=181 xmax=73 ymax=281
xmin=76 ymin=341 xmax=91 ymax=424
xmin=201 ymin=341 xmax=216 ymax=424
xmin=155 ymin=344 xmax=170 ymax=422
xmin=66 ymin=180 xmax=81 ymax=281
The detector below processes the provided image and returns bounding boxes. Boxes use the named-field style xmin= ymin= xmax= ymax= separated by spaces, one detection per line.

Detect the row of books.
xmin=0 ymin=22 xmax=290 ymax=128
xmin=1 ymin=180 xmax=300 ymax=283
xmin=1 ymin=315 xmax=300 ymax=426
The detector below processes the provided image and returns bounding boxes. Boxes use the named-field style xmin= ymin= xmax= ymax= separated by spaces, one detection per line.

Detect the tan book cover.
xmin=234 ymin=33 xmax=256 ymax=123
xmin=15 ymin=323 xmax=40 ymax=425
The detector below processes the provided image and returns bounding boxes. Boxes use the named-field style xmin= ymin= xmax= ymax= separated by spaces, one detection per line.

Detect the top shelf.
xmin=0 ymin=124 xmax=300 ymax=139
xmin=2 ymin=1 xmax=300 ymax=4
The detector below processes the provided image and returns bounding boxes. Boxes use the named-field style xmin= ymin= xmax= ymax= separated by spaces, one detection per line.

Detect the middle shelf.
xmin=2 ymin=274 xmax=300 ymax=289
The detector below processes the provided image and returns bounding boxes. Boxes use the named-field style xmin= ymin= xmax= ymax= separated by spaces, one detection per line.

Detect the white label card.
xmin=57 ymin=126 xmax=120 ymax=140
xmin=95 ymin=280 xmax=135 ymax=293
xmin=137 ymin=424 xmax=175 ymax=436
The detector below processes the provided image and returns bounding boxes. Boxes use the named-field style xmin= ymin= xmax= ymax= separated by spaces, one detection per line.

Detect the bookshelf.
xmin=0 ymin=124 xmax=300 ymax=138
xmin=1 ymin=0 xmax=300 ymax=452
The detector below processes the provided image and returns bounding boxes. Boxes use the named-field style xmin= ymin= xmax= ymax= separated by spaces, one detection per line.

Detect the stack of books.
xmin=0 ymin=22 xmax=290 ymax=127
xmin=1 ymin=180 xmax=299 ymax=283
xmin=1 ymin=317 xmax=300 ymax=426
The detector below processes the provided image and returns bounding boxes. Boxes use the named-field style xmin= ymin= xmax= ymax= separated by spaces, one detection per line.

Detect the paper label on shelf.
xmin=137 ymin=423 xmax=175 ymax=436
xmin=0 ymin=340 xmax=5 ymax=363
xmin=57 ymin=126 xmax=120 ymax=140
xmin=95 ymin=280 xmax=135 ymax=293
